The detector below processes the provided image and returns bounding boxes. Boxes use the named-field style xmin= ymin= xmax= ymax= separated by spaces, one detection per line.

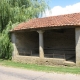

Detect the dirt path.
xmin=0 ymin=65 xmax=80 ymax=80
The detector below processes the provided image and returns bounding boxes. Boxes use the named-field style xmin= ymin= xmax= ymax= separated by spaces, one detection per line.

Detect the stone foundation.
xmin=12 ymin=56 xmax=68 ymax=66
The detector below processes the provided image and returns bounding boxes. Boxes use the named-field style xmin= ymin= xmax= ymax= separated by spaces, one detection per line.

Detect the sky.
xmin=43 ymin=0 xmax=80 ymax=17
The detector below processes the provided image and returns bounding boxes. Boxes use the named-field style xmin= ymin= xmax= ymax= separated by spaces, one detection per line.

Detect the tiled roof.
xmin=13 ymin=12 xmax=80 ymax=31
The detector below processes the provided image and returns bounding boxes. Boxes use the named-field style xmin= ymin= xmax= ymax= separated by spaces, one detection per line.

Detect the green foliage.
xmin=0 ymin=0 xmax=48 ymax=59
xmin=0 ymin=0 xmax=47 ymax=31
xmin=0 ymin=21 xmax=19 ymax=59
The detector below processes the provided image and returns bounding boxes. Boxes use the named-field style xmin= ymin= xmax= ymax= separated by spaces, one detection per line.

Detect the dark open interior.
xmin=15 ymin=28 xmax=75 ymax=62
xmin=44 ymin=28 xmax=75 ymax=62
xmin=15 ymin=31 xmax=39 ymax=56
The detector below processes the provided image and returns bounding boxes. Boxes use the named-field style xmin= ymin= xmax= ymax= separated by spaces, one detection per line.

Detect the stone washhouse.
xmin=11 ymin=13 xmax=80 ymax=66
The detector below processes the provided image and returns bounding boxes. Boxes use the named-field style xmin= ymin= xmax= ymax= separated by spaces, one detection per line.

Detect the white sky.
xmin=43 ymin=2 xmax=80 ymax=17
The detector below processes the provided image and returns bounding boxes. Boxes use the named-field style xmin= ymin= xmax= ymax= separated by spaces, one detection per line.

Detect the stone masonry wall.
xmin=13 ymin=55 xmax=65 ymax=66
xmin=13 ymin=55 xmax=75 ymax=66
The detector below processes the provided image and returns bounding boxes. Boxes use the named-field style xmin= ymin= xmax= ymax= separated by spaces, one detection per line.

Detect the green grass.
xmin=0 ymin=59 xmax=80 ymax=74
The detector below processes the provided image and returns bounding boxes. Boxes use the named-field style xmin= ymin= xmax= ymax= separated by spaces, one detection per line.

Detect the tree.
xmin=0 ymin=0 xmax=48 ymax=59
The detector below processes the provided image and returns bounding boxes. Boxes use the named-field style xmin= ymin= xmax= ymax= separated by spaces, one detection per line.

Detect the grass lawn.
xmin=0 ymin=59 xmax=80 ymax=74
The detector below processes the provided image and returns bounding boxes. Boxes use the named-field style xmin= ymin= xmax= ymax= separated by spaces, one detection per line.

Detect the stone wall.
xmin=13 ymin=55 xmax=75 ymax=66
xmin=13 ymin=55 xmax=65 ymax=66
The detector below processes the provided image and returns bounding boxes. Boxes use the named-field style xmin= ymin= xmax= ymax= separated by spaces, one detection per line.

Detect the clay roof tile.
xmin=13 ymin=12 xmax=80 ymax=31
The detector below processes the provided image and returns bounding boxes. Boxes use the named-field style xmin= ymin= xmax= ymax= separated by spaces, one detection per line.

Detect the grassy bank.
xmin=0 ymin=59 xmax=80 ymax=74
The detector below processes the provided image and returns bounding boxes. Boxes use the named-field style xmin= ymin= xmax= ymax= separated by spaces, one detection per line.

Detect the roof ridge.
xmin=42 ymin=12 xmax=80 ymax=18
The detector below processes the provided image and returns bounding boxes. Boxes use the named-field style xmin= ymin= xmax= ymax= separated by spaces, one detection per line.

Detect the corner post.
xmin=11 ymin=33 xmax=18 ymax=59
xmin=75 ymin=28 xmax=80 ymax=66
